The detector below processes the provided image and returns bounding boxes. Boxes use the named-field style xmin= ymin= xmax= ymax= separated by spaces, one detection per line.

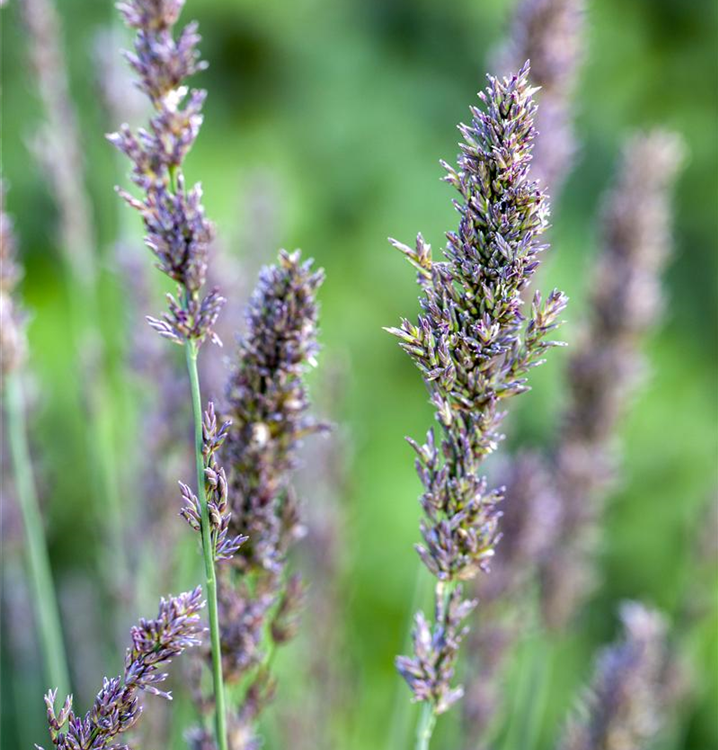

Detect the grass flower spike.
xmin=225 ymin=250 xmax=326 ymax=573
xmin=0 ymin=184 xmax=26 ymax=380
xmin=559 ymin=602 xmax=671 ymax=750
xmin=109 ymin=0 xmax=222 ymax=349
xmin=541 ymin=130 xmax=685 ymax=628
xmin=388 ymin=62 xmax=567 ymax=747
xmin=192 ymin=249 xmax=326 ymax=748
xmin=498 ymin=0 xmax=585 ymax=194
xmin=109 ymin=2 xmax=239 ymax=747
xmin=37 ymin=588 xmax=205 ymax=749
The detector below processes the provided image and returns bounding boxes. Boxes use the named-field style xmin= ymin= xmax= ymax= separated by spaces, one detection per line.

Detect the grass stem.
xmin=416 ymin=702 xmax=437 ymax=750
xmin=185 ymin=342 xmax=228 ymax=750
xmin=5 ymin=371 xmax=70 ymax=696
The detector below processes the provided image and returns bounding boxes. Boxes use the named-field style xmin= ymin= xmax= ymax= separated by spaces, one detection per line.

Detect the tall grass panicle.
xmin=540 ymin=130 xmax=685 ymax=629
xmin=387 ymin=63 xmax=568 ymax=748
xmin=186 ymin=249 xmax=326 ymax=749
xmin=498 ymin=0 xmax=586 ymax=194
xmin=37 ymin=588 xmax=205 ymax=750
xmin=558 ymin=602 xmax=671 ymax=750
xmin=108 ymin=2 xmax=243 ymax=748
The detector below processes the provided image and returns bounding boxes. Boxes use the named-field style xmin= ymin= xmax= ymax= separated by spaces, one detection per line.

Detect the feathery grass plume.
xmin=540 ymin=130 xmax=685 ymax=630
xmin=187 ymin=249 xmax=325 ymax=749
xmin=36 ymin=588 xmax=205 ymax=750
xmin=497 ymin=0 xmax=586 ymax=195
xmin=387 ymin=63 xmax=568 ymax=747
xmin=558 ymin=602 xmax=671 ymax=750
xmin=108 ymin=2 xmax=241 ymax=747
xmin=109 ymin=0 xmax=222 ymax=349
xmin=180 ymin=401 xmax=247 ymax=562
xmin=1 ymin=182 xmax=71 ymax=699
xmin=224 ymin=250 xmax=326 ymax=573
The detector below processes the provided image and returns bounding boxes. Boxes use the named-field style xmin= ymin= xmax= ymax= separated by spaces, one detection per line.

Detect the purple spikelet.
xmin=541 ymin=130 xmax=685 ymax=629
xmin=186 ymin=249 xmax=326 ymax=746
xmin=37 ymin=588 xmax=205 ymax=750
xmin=389 ymin=63 xmax=568 ymax=714
xmin=559 ymin=602 xmax=672 ymax=750
xmin=108 ymin=0 xmax=222 ymax=347
xmin=179 ymin=402 xmax=247 ymax=562
xmin=497 ymin=0 xmax=586 ymax=194
xmin=224 ymin=249 xmax=327 ymax=572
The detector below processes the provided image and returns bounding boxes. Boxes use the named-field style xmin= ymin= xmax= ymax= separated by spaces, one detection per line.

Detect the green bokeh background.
xmin=1 ymin=0 xmax=716 ymax=748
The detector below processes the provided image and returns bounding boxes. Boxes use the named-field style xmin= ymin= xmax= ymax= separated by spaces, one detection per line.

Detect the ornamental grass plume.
xmin=187 ymin=249 xmax=326 ymax=750
xmin=540 ymin=130 xmax=685 ymax=630
xmin=558 ymin=602 xmax=671 ymax=750
xmin=387 ymin=62 xmax=568 ymax=748
xmin=108 ymin=2 xmax=244 ymax=747
xmin=37 ymin=588 xmax=205 ymax=750
xmin=497 ymin=0 xmax=586 ymax=195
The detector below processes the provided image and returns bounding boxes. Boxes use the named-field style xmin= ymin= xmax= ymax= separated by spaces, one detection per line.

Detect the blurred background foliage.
xmin=1 ymin=0 xmax=716 ymax=748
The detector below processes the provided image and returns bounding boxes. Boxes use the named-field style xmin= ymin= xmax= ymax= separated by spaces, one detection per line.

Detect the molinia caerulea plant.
xmin=108 ymin=2 xmax=245 ymax=748
xmin=387 ymin=62 xmax=568 ymax=748
xmin=187 ymin=250 xmax=326 ymax=750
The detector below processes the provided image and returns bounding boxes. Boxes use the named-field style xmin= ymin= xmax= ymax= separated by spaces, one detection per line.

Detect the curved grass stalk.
xmin=185 ymin=343 xmax=228 ymax=750
xmin=5 ymin=371 xmax=70 ymax=697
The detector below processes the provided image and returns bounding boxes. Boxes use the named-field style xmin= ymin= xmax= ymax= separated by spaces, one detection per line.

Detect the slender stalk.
xmin=65 ymin=275 xmax=129 ymax=592
xmin=5 ymin=371 xmax=70 ymax=696
xmin=416 ymin=703 xmax=437 ymax=750
xmin=510 ymin=637 xmax=552 ymax=750
xmin=185 ymin=343 xmax=228 ymax=750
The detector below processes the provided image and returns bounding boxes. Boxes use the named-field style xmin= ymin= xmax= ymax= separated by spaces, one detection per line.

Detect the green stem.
xmin=5 ymin=371 xmax=70 ymax=696
xmin=517 ymin=637 xmax=553 ymax=750
xmin=416 ymin=703 xmax=437 ymax=750
xmin=185 ymin=343 xmax=228 ymax=750
xmin=64 ymin=269 xmax=129 ymax=623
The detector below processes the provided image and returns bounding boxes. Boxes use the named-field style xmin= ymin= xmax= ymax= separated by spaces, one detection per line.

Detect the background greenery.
xmin=1 ymin=0 xmax=716 ymax=748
